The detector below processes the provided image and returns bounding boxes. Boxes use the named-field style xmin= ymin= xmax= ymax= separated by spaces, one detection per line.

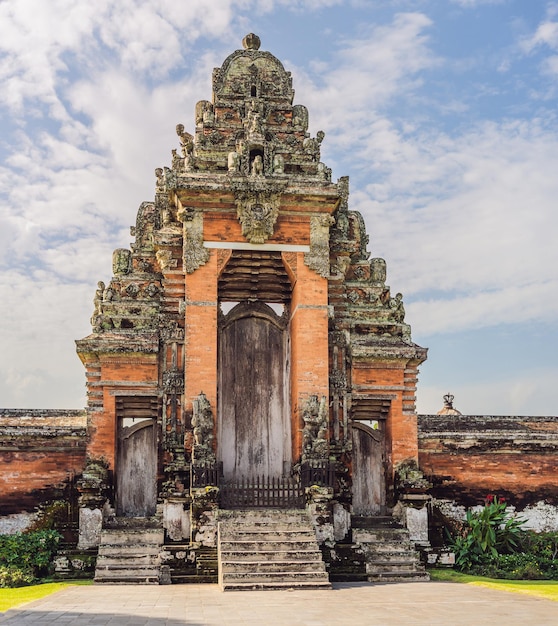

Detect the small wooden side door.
xmin=351 ymin=421 xmax=386 ymax=516
xmin=115 ymin=397 xmax=158 ymax=517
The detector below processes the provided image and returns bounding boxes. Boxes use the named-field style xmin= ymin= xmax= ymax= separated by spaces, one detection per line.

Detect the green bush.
xmin=447 ymin=497 xmax=558 ymax=580
xmin=450 ymin=495 xmax=525 ymax=570
xmin=0 ymin=530 xmax=61 ymax=580
xmin=0 ymin=566 xmax=35 ymax=588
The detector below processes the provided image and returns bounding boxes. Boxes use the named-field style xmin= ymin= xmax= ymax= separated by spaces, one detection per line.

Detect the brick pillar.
xmin=289 ymin=254 xmax=329 ymax=459
xmin=184 ymin=251 xmax=218 ymax=416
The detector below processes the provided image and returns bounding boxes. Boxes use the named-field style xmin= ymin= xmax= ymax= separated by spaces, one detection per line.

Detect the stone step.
xmin=353 ymin=528 xmax=410 ymax=543
xmin=363 ymin=551 xmax=419 ymax=563
xmin=218 ymin=509 xmax=310 ymax=522
xmin=219 ymin=550 xmax=322 ymax=562
xmin=99 ymin=530 xmax=164 ymax=546
xmin=217 ymin=509 xmax=331 ymax=590
xmin=220 ymin=527 xmax=316 ymax=538
xmin=366 ymin=571 xmax=430 ymax=583
xmin=221 ymin=560 xmax=327 ymax=574
xmin=95 ymin=524 xmax=163 ymax=584
xmin=98 ymin=545 xmax=161 ymax=557
xmin=219 ymin=539 xmax=317 ymax=552
xmin=221 ymin=570 xmax=330 ymax=583
xmin=97 ymin=554 xmax=160 ymax=567
xmin=366 ymin=561 xmax=420 ymax=574
xmin=352 ymin=515 xmax=402 ymax=529
xmin=358 ymin=541 xmax=416 ymax=554
xmin=222 ymin=580 xmax=332 ymax=591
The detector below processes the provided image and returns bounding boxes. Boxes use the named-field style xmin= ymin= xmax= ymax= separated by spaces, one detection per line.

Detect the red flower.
xmin=485 ymin=494 xmax=494 ymax=503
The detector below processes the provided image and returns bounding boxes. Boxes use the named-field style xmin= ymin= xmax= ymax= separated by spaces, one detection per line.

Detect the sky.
xmin=0 ymin=0 xmax=557 ymax=416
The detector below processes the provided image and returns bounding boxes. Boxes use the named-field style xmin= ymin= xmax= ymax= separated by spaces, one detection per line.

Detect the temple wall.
xmin=0 ymin=409 xmax=87 ymax=517
xmin=418 ymin=414 xmax=558 ymax=507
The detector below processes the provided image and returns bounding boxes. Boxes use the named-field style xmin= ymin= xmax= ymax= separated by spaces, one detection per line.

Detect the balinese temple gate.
xmin=76 ymin=34 xmax=430 ymax=587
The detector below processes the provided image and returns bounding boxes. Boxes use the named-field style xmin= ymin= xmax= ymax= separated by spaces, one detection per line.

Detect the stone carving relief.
xmin=131 ymin=202 xmax=159 ymax=252
xmin=250 ymin=154 xmax=264 ymax=176
xmin=273 ymin=153 xmax=284 ymax=174
xmin=162 ymin=368 xmax=185 ymax=394
xmin=112 ymin=249 xmax=131 ymax=275
xmin=156 ymin=249 xmax=174 ymax=272
xmin=302 ymin=395 xmax=329 ymax=461
xmin=191 ymin=392 xmax=216 ymax=465
xmin=228 ymin=151 xmax=240 ymax=173
xmin=292 ymin=104 xmax=308 ymax=130
xmin=389 ymin=292 xmax=405 ymax=323
xmin=183 ymin=210 xmax=210 ymax=274
xmin=234 ymin=187 xmax=282 ymax=244
xmin=159 ymin=315 xmax=185 ymax=341
xmin=303 ymin=130 xmax=325 ymax=162
xmin=370 ymin=257 xmax=387 ymax=286
xmin=305 ymin=213 xmax=334 ymax=278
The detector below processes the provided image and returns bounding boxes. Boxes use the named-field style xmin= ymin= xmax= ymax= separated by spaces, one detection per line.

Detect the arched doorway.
xmin=217 ymin=301 xmax=291 ymax=480
xmin=351 ymin=421 xmax=386 ymax=516
xmin=115 ymin=396 xmax=158 ymax=517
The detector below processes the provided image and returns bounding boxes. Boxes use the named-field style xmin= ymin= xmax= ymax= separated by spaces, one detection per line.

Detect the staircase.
xmin=217 ymin=509 xmax=331 ymax=591
xmin=94 ymin=519 xmax=164 ymax=584
xmin=352 ymin=516 xmax=429 ymax=583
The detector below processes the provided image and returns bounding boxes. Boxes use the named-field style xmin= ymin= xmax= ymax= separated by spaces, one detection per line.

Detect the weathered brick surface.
xmin=418 ymin=414 xmax=558 ymax=506
xmin=0 ymin=410 xmax=87 ymax=514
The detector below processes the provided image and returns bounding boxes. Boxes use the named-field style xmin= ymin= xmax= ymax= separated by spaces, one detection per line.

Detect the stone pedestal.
xmin=395 ymin=494 xmax=431 ymax=546
xmin=163 ymin=497 xmax=191 ymax=542
xmin=77 ymin=507 xmax=103 ymax=550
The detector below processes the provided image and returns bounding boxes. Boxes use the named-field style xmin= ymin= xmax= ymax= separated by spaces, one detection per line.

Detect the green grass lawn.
xmin=0 ymin=581 xmax=92 ymax=612
xmin=430 ymin=569 xmax=558 ymax=602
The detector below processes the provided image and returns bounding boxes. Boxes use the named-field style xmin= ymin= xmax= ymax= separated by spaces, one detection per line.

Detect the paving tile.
xmin=0 ymin=582 xmax=557 ymax=625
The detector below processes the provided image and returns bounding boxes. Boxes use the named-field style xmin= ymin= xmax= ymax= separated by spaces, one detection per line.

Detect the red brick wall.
xmin=0 ymin=410 xmax=87 ymax=514
xmin=418 ymin=414 xmax=558 ymax=506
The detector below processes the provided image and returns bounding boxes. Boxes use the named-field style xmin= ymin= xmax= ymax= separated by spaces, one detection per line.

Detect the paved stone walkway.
xmin=0 ymin=582 xmax=556 ymax=625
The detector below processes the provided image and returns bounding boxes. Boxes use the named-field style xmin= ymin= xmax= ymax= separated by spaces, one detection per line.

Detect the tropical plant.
xmin=450 ymin=495 xmax=526 ymax=570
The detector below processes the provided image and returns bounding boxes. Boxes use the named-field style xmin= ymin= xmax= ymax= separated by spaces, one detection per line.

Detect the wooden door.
xmin=218 ymin=302 xmax=290 ymax=480
xmin=351 ymin=422 xmax=386 ymax=516
xmin=116 ymin=398 xmax=158 ymax=517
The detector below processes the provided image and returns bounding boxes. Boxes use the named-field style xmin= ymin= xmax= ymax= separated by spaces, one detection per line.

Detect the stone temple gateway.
xmin=74 ymin=34 xmax=431 ymax=587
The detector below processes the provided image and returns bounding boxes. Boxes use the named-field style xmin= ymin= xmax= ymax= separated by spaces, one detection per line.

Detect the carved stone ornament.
xmin=301 ymin=395 xmax=329 ymax=461
xmin=304 ymin=213 xmax=334 ymax=278
xmin=112 ymin=248 xmax=131 ymax=275
xmin=159 ymin=315 xmax=185 ymax=341
xmin=183 ymin=210 xmax=210 ymax=274
xmin=191 ymin=392 xmax=216 ymax=465
xmin=234 ymin=188 xmax=282 ymax=244
xmin=162 ymin=368 xmax=185 ymax=394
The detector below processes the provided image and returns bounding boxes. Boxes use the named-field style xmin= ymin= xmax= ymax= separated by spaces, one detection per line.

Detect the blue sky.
xmin=1 ymin=0 xmax=557 ymax=415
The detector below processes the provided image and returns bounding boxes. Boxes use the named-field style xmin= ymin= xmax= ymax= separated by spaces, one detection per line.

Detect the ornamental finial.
xmin=242 ymin=33 xmax=261 ymax=50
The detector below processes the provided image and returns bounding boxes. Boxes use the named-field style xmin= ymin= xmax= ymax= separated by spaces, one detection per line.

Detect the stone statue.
xmin=303 ymin=130 xmax=325 ymax=162
xmin=90 ymin=281 xmax=105 ymax=329
xmin=292 ymin=104 xmax=308 ymax=130
xmin=176 ymin=123 xmax=193 ymax=154
xmin=171 ymin=148 xmax=184 ymax=173
xmin=195 ymin=101 xmax=213 ymax=126
xmin=112 ymin=249 xmax=131 ymax=275
xmin=191 ymin=392 xmax=216 ymax=465
xmin=302 ymin=395 xmax=328 ymax=460
xmin=273 ymin=153 xmax=284 ymax=174
xmin=370 ymin=258 xmax=387 ymax=286
xmin=251 ymin=154 xmax=263 ymax=176
xmin=228 ymin=151 xmax=240 ymax=173
xmin=389 ymin=292 xmax=405 ymax=323
xmin=317 ymin=162 xmax=331 ymax=181
xmin=155 ymin=167 xmax=165 ymax=192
